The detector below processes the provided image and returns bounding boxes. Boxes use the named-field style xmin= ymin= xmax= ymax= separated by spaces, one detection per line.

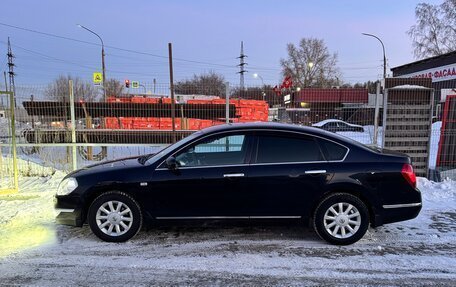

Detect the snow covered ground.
xmin=0 ymin=168 xmax=455 ymax=286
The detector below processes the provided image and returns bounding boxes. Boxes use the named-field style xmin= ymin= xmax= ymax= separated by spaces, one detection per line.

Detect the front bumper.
xmin=55 ymin=208 xmax=83 ymax=226
xmin=54 ymin=195 xmax=84 ymax=227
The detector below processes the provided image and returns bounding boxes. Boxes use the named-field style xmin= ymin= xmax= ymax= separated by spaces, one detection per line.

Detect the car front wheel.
xmin=313 ymin=193 xmax=369 ymax=245
xmin=88 ymin=191 xmax=142 ymax=242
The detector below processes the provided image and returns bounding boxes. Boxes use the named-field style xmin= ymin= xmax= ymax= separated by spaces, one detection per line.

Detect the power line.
xmin=5 ymin=42 xmax=175 ymax=77
xmin=0 ymin=22 xmax=237 ymax=69
xmin=8 ymin=42 xmax=97 ymax=70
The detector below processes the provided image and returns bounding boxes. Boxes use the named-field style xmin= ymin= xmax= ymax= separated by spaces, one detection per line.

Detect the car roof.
xmin=199 ymin=122 xmax=358 ymax=143
xmin=200 ymin=121 xmax=317 ymax=134
xmin=312 ymin=119 xmax=346 ymax=126
xmin=312 ymin=119 xmax=362 ymax=127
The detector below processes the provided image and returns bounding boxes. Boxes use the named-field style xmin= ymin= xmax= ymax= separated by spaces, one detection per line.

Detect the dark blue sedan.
xmin=55 ymin=122 xmax=421 ymax=245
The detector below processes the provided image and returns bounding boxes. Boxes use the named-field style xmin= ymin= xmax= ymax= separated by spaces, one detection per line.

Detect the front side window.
xmin=256 ymin=134 xmax=323 ymax=163
xmin=175 ymin=134 xmax=247 ymax=167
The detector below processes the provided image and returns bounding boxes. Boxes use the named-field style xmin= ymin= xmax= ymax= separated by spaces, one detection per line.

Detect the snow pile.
xmin=336 ymin=125 xmax=383 ymax=146
xmin=418 ymin=177 xmax=456 ymax=202
xmin=390 ymin=84 xmax=431 ymax=90
xmin=0 ymin=170 xmax=64 ymax=258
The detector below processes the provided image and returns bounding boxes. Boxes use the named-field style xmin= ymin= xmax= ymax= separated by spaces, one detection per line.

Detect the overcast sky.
xmin=0 ymin=0 xmax=443 ymax=87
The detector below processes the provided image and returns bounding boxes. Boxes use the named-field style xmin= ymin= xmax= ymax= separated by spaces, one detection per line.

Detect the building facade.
xmin=391 ymin=51 xmax=456 ymax=119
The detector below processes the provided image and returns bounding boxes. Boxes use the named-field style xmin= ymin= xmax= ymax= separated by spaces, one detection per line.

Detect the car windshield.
xmin=142 ymin=131 xmax=204 ymax=165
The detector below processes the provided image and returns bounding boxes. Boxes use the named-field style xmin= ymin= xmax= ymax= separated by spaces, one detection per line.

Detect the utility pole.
xmin=168 ymin=43 xmax=176 ymax=143
xmin=7 ymin=37 xmax=16 ymax=107
xmin=237 ymin=41 xmax=247 ymax=90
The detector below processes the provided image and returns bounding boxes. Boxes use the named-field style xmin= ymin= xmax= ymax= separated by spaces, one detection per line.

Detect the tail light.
xmin=401 ymin=164 xmax=417 ymax=189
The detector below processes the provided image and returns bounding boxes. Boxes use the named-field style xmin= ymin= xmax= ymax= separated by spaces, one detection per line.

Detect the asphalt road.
xmin=1 ymin=217 xmax=455 ymax=287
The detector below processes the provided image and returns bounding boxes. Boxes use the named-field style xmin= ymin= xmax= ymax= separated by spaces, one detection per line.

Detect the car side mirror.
xmin=166 ymin=156 xmax=178 ymax=170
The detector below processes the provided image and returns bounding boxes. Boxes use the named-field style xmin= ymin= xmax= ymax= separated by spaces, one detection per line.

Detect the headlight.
xmin=57 ymin=177 xmax=78 ymax=196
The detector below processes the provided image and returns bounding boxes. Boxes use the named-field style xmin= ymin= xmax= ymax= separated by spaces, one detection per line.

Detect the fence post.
xmin=10 ymin=91 xmax=18 ymax=191
xmin=381 ymin=88 xmax=388 ymax=148
xmin=425 ymin=90 xmax=435 ymax=178
xmin=373 ymin=81 xmax=381 ymax=146
xmin=225 ymin=82 xmax=230 ymax=124
xmin=168 ymin=43 xmax=176 ymax=143
xmin=69 ymin=80 xmax=77 ymax=171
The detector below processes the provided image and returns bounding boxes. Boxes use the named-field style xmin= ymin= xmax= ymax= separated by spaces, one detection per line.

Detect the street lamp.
xmin=78 ymin=24 xmax=107 ymax=100
xmin=252 ymin=73 xmax=264 ymax=85
xmin=362 ymin=33 xmax=386 ymax=148
xmin=253 ymin=73 xmax=266 ymax=100
xmin=139 ymin=84 xmax=147 ymax=94
xmin=362 ymin=33 xmax=386 ymax=80
xmin=303 ymin=62 xmax=314 ymax=87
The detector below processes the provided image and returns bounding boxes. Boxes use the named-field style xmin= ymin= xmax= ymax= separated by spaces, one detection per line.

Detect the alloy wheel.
xmin=323 ymin=202 xmax=361 ymax=239
xmin=95 ymin=200 xmax=133 ymax=236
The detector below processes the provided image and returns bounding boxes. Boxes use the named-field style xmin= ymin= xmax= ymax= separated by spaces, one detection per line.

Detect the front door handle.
xmin=223 ymin=173 xmax=245 ymax=178
xmin=305 ymin=170 xmax=327 ymax=174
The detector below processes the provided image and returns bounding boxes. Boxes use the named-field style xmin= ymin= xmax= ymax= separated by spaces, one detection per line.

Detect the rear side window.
xmin=256 ymin=135 xmax=323 ymax=163
xmin=320 ymin=139 xmax=348 ymax=161
xmin=325 ymin=122 xmax=338 ymax=128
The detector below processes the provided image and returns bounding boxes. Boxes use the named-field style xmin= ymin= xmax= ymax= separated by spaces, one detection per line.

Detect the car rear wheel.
xmin=88 ymin=191 xmax=142 ymax=242
xmin=313 ymin=193 xmax=369 ymax=245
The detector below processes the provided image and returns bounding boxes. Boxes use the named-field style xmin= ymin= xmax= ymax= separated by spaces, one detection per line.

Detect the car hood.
xmin=67 ymin=155 xmax=146 ymax=178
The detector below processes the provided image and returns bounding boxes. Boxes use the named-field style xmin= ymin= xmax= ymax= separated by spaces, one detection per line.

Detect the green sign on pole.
xmin=131 ymin=81 xmax=139 ymax=88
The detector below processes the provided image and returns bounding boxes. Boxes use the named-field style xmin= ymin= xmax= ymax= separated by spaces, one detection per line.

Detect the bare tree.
xmin=174 ymin=72 xmax=226 ymax=97
xmin=280 ymin=38 xmax=340 ymax=88
xmin=344 ymin=81 xmax=377 ymax=94
xmin=408 ymin=0 xmax=456 ymax=59
xmin=45 ymin=75 xmax=98 ymax=102
xmin=103 ymin=79 xmax=124 ymax=97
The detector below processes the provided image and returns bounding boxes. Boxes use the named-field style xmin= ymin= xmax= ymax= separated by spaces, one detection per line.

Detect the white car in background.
xmin=312 ymin=119 xmax=364 ymax=133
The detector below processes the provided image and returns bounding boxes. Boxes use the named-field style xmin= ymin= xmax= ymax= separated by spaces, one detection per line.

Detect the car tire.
xmin=88 ymin=191 xmax=142 ymax=242
xmin=313 ymin=193 xmax=369 ymax=245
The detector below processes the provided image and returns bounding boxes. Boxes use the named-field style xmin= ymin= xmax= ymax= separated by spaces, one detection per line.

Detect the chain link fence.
xmin=0 ymin=80 xmax=452 ymax=188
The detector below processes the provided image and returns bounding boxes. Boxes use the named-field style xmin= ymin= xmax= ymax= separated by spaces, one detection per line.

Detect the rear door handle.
xmin=223 ymin=173 xmax=245 ymax=178
xmin=305 ymin=170 xmax=327 ymax=174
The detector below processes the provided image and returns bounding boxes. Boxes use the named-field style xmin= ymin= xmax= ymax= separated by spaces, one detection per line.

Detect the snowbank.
xmin=418 ymin=177 xmax=456 ymax=202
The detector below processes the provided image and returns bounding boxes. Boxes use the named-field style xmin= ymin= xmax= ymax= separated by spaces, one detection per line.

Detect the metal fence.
xmin=0 ymin=80 xmax=452 ymax=191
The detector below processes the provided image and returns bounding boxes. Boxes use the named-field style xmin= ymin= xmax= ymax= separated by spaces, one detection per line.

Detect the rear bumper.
xmin=381 ymin=203 xmax=422 ymax=225
xmin=373 ymin=201 xmax=422 ymax=226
